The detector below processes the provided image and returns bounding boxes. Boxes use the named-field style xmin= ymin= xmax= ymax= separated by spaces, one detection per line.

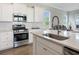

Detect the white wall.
xmin=49 ymin=7 xmax=67 ymax=26
xmin=68 ymin=9 xmax=79 ymax=30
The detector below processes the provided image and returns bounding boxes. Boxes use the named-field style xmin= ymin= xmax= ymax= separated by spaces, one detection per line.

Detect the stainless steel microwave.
xmin=13 ymin=15 xmax=27 ymax=22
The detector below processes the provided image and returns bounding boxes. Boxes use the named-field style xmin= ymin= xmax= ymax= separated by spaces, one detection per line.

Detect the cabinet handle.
xmin=43 ymin=48 xmax=47 ymax=51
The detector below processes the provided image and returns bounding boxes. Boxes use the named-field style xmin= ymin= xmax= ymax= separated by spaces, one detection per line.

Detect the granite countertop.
xmin=31 ymin=30 xmax=79 ymax=51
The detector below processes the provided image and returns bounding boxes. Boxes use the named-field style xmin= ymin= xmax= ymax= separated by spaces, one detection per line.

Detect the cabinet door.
xmin=29 ymin=30 xmax=33 ymax=43
xmin=1 ymin=3 xmax=13 ymax=21
xmin=13 ymin=3 xmax=27 ymax=15
xmin=35 ymin=6 xmax=45 ymax=22
xmin=37 ymin=37 xmax=63 ymax=54
xmin=0 ymin=32 xmax=13 ymax=51
xmin=13 ymin=3 xmax=22 ymax=13
xmin=27 ymin=7 xmax=34 ymax=22
xmin=36 ymin=43 xmax=52 ymax=55
xmin=36 ymin=41 xmax=59 ymax=55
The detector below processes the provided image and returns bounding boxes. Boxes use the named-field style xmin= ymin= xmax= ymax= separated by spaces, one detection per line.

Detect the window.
xmin=43 ymin=10 xmax=50 ymax=28
xmin=75 ymin=15 xmax=79 ymax=28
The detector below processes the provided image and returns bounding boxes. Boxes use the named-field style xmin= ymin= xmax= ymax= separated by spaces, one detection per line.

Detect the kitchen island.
xmin=32 ymin=30 xmax=79 ymax=55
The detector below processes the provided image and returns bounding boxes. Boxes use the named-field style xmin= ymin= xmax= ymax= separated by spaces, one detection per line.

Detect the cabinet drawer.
xmin=36 ymin=41 xmax=60 ymax=55
xmin=37 ymin=37 xmax=63 ymax=54
xmin=36 ymin=43 xmax=52 ymax=55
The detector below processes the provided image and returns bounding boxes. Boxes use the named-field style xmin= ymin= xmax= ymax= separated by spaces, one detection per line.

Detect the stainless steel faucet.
xmin=52 ymin=16 xmax=60 ymax=34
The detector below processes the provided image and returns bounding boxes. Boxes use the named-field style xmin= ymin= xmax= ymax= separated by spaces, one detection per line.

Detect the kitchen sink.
xmin=43 ymin=33 xmax=69 ymax=40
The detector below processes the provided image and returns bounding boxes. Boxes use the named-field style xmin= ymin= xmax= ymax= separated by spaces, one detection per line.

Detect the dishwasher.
xmin=64 ymin=47 xmax=79 ymax=55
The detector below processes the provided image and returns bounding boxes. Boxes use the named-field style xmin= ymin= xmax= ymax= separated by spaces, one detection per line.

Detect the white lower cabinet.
xmin=36 ymin=42 xmax=59 ymax=55
xmin=33 ymin=35 xmax=64 ymax=55
xmin=29 ymin=30 xmax=33 ymax=43
xmin=0 ymin=31 xmax=13 ymax=51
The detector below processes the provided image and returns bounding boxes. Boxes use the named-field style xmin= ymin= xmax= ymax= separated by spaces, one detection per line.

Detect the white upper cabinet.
xmin=13 ymin=4 xmax=34 ymax=22
xmin=34 ymin=6 xmax=45 ymax=22
xmin=0 ymin=3 xmax=27 ymax=21
xmin=27 ymin=7 xmax=34 ymax=22
xmin=13 ymin=3 xmax=27 ymax=15
xmin=0 ymin=3 xmax=13 ymax=21
xmin=0 ymin=3 xmax=49 ymax=22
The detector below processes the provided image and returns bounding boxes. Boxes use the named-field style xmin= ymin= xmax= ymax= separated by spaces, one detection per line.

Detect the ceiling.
xmin=26 ymin=3 xmax=79 ymax=11
xmin=39 ymin=3 xmax=79 ymax=11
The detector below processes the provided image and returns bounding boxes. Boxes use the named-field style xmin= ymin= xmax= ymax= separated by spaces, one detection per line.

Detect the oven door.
xmin=14 ymin=33 xmax=29 ymax=41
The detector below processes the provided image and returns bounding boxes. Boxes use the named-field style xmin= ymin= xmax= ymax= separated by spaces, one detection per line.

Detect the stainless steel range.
xmin=13 ymin=24 xmax=29 ymax=47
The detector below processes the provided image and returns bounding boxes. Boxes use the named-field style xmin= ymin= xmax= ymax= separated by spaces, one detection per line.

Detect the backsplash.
xmin=25 ymin=22 xmax=45 ymax=29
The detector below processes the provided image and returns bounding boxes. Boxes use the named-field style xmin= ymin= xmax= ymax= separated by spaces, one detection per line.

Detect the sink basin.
xmin=43 ymin=33 xmax=69 ymax=40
